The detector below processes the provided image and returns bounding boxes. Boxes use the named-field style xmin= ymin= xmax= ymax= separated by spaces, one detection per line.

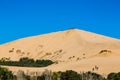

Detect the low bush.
xmin=0 ymin=57 xmax=54 ymax=67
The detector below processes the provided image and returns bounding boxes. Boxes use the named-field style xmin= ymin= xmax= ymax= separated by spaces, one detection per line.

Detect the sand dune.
xmin=0 ymin=28 xmax=120 ymax=75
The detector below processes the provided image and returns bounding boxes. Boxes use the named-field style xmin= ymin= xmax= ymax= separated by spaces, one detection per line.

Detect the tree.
xmin=107 ymin=72 xmax=120 ymax=80
xmin=107 ymin=73 xmax=116 ymax=80
xmin=0 ymin=66 xmax=14 ymax=80
xmin=52 ymin=72 xmax=61 ymax=80
xmin=60 ymin=70 xmax=81 ymax=80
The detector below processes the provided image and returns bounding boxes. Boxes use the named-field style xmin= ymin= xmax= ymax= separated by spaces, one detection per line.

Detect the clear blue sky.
xmin=0 ymin=0 xmax=120 ymax=44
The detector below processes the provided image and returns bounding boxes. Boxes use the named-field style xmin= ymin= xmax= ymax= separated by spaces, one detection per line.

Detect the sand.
xmin=0 ymin=28 xmax=120 ymax=76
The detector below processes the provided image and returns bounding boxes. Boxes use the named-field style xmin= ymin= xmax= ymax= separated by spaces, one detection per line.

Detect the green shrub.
xmin=0 ymin=57 xmax=54 ymax=67
xmin=107 ymin=72 xmax=120 ymax=80
xmin=60 ymin=70 xmax=81 ymax=80
xmin=0 ymin=66 xmax=15 ymax=80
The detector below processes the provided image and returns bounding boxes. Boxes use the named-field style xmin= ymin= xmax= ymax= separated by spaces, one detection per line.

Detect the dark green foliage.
xmin=83 ymin=71 xmax=105 ymax=80
xmin=60 ymin=70 xmax=81 ymax=80
xmin=107 ymin=73 xmax=116 ymax=80
xmin=36 ymin=60 xmax=54 ymax=67
xmin=19 ymin=57 xmax=34 ymax=64
xmin=59 ymin=70 xmax=105 ymax=80
xmin=24 ymin=75 xmax=30 ymax=80
xmin=37 ymin=75 xmax=45 ymax=80
xmin=0 ymin=66 xmax=14 ymax=80
xmin=107 ymin=72 xmax=120 ymax=80
xmin=52 ymin=72 xmax=61 ymax=80
xmin=0 ymin=57 xmax=54 ymax=67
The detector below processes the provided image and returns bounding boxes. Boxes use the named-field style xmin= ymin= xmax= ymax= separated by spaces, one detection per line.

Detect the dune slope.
xmin=0 ymin=28 xmax=120 ymax=75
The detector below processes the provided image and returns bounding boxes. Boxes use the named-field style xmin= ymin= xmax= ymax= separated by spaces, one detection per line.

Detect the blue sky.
xmin=0 ymin=0 xmax=120 ymax=44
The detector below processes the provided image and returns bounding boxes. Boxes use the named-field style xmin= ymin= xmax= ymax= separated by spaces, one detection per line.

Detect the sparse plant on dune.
xmin=16 ymin=49 xmax=21 ymax=54
xmin=9 ymin=48 xmax=14 ymax=53
xmin=99 ymin=50 xmax=112 ymax=54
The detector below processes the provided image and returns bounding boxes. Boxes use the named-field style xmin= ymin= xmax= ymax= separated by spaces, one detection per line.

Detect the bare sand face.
xmin=0 ymin=29 xmax=120 ymax=76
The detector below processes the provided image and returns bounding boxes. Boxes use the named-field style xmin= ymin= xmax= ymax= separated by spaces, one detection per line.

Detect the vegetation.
xmin=0 ymin=57 xmax=54 ymax=67
xmin=60 ymin=70 xmax=81 ymax=80
xmin=99 ymin=50 xmax=112 ymax=54
xmin=0 ymin=67 xmax=15 ymax=80
xmin=0 ymin=66 xmax=120 ymax=80
xmin=107 ymin=72 xmax=120 ymax=80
